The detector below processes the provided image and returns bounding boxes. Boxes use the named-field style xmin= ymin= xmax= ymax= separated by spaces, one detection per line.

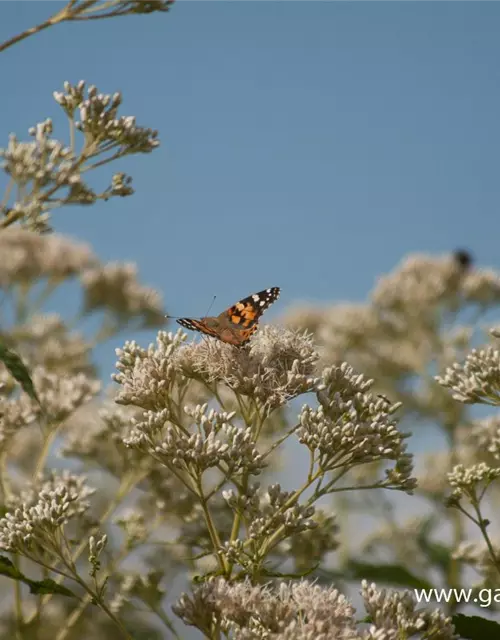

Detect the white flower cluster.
xmin=436 ymin=347 xmax=500 ymax=405
xmin=173 ymin=578 xmax=457 ymax=640
xmin=0 ymin=228 xmax=96 ymax=287
xmin=0 ymin=472 xmax=94 ymax=554
xmin=299 ymin=364 xmax=416 ymax=493
xmin=177 ymin=325 xmax=320 ymax=410
xmin=81 ymin=262 xmax=165 ymax=327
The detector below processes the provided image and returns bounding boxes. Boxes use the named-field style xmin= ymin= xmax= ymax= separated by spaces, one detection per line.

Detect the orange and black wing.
xmin=178 ymin=287 xmax=280 ymax=347
xmin=233 ymin=325 xmax=259 ymax=347
xmin=222 ymin=287 xmax=281 ymax=330
xmin=176 ymin=318 xmax=219 ymax=338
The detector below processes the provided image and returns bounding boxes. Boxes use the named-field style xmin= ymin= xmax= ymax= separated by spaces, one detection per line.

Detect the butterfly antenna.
xmin=165 ymin=296 xmax=217 ymax=322
xmin=204 ymin=295 xmax=217 ymax=318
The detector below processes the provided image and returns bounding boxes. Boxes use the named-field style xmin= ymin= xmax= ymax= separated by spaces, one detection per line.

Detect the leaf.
xmin=419 ymin=540 xmax=453 ymax=574
xmin=345 ymin=560 xmax=434 ymax=590
xmin=0 ymin=555 xmax=23 ymax=580
xmin=0 ymin=341 xmax=40 ymax=405
xmin=414 ymin=516 xmax=453 ymax=573
xmin=28 ymin=578 xmax=76 ymax=598
xmin=452 ymin=614 xmax=500 ymax=639
xmin=0 ymin=555 xmax=76 ymax=598
xmin=260 ymin=563 xmax=320 ymax=580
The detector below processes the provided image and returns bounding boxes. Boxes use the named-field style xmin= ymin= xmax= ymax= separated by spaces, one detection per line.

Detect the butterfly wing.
xmin=221 ymin=287 xmax=281 ymax=330
xmin=176 ymin=317 xmax=220 ymax=338
xmin=234 ymin=325 xmax=259 ymax=347
xmin=177 ymin=287 xmax=280 ymax=347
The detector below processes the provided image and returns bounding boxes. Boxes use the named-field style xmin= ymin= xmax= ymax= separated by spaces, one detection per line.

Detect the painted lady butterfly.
xmin=177 ymin=287 xmax=280 ymax=347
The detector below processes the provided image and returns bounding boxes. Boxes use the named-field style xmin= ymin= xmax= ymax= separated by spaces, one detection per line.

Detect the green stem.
xmin=196 ymin=477 xmax=227 ymax=574
xmin=55 ymin=594 xmax=92 ymax=640
xmin=57 ymin=507 xmax=170 ymax=640
xmin=33 ymin=428 xmax=59 ymax=479
xmin=24 ymin=471 xmax=146 ymax=626
xmin=83 ymin=149 xmax=127 ymax=172
xmin=1 ymin=177 xmax=14 ymax=213
xmin=69 ymin=116 xmax=76 ymax=156
xmin=258 ymin=468 xmax=323 ymax=557
xmin=71 ymin=573 xmax=132 ymax=640
xmin=470 ymin=498 xmax=500 ymax=577
xmin=0 ymin=4 xmax=70 ymax=54
xmin=0 ymin=452 xmax=9 ymax=502
xmin=150 ymin=604 xmax=181 ymax=639
xmin=13 ymin=556 xmax=24 ymax=640
xmin=0 ymin=209 xmax=24 ymax=228
xmin=1 ymin=0 xmax=126 ymax=52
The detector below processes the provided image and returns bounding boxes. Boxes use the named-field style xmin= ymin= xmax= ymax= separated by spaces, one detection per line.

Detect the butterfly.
xmin=176 ymin=287 xmax=280 ymax=347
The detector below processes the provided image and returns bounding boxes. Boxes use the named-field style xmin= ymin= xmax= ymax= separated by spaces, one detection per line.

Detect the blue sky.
xmin=1 ymin=1 xmax=500 ymax=373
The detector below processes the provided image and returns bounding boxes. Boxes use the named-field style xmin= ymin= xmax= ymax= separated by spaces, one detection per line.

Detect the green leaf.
xmin=420 ymin=540 xmax=453 ymax=573
xmin=0 ymin=555 xmax=76 ymax=598
xmin=313 ymin=567 xmax=346 ymax=586
xmin=345 ymin=560 xmax=434 ymax=590
xmin=414 ymin=516 xmax=453 ymax=573
xmin=28 ymin=578 xmax=76 ymax=598
xmin=0 ymin=555 xmax=23 ymax=580
xmin=452 ymin=614 xmax=500 ymax=639
xmin=0 ymin=341 xmax=40 ymax=405
xmin=260 ymin=563 xmax=320 ymax=580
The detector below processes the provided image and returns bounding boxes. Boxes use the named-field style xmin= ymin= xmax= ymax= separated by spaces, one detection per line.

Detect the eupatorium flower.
xmin=81 ymin=262 xmax=165 ymax=327
xmin=173 ymin=578 xmax=457 ymax=640
xmin=436 ymin=347 xmax=500 ymax=405
xmin=0 ymin=228 xmax=96 ymax=287
xmin=176 ymin=325 xmax=320 ymax=410
xmin=298 ymin=363 xmax=416 ymax=493
xmin=0 ymin=471 xmax=94 ymax=554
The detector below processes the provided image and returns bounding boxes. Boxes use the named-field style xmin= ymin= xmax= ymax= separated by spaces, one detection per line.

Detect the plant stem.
xmin=24 ymin=471 xmax=146 ymax=626
xmin=33 ymin=428 xmax=59 ymax=480
xmin=0 ymin=178 xmax=14 ymax=213
xmin=471 ymin=499 xmax=500 ymax=577
xmin=0 ymin=4 xmax=73 ymax=54
xmin=14 ymin=556 xmax=24 ymax=640
xmin=196 ymin=476 xmax=227 ymax=574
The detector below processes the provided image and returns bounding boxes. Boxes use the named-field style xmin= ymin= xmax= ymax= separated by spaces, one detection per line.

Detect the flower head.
xmin=298 ymin=363 xmax=416 ymax=493
xmin=0 ymin=471 xmax=94 ymax=554
xmin=177 ymin=326 xmax=320 ymax=410
xmin=81 ymin=262 xmax=165 ymax=328
xmin=0 ymin=229 xmax=96 ymax=287
xmin=436 ymin=347 xmax=500 ymax=405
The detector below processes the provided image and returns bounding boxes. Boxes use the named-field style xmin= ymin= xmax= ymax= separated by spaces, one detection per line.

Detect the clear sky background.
xmin=1 ymin=1 xmax=500 ymax=374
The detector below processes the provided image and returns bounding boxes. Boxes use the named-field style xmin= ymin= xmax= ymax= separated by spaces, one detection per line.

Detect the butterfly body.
xmin=177 ymin=287 xmax=280 ymax=347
